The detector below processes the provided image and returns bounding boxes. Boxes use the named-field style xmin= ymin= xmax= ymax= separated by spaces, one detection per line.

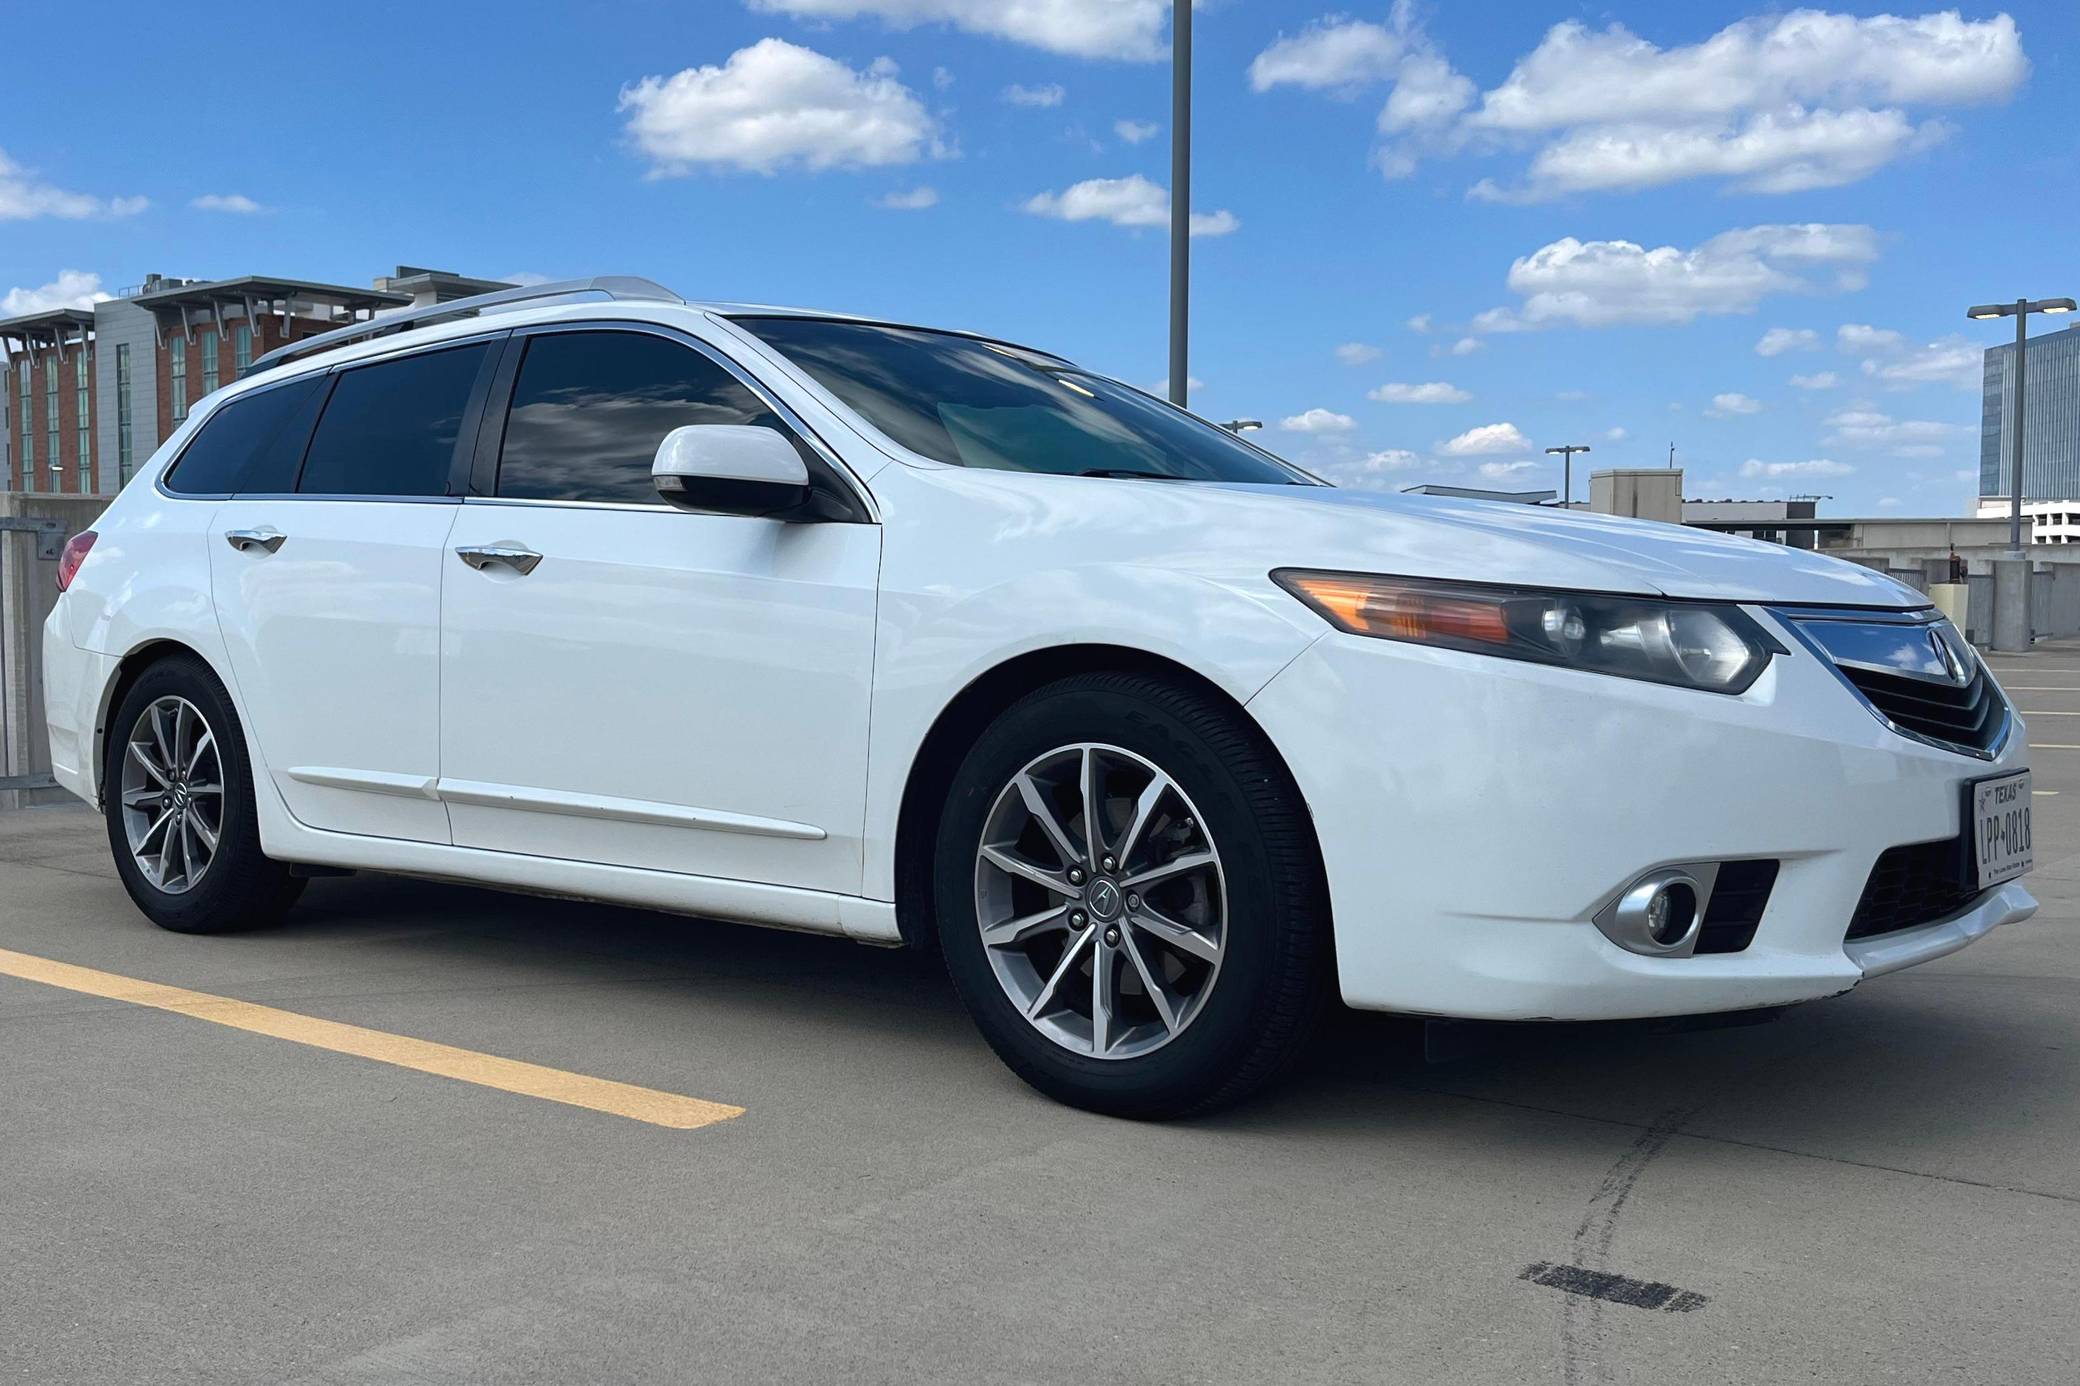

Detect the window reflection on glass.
xmin=497 ymin=332 xmax=785 ymax=504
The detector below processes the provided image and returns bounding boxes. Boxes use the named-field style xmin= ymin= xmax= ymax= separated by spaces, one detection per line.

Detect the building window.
xmin=234 ymin=323 xmax=252 ymax=374
xmin=201 ymin=335 xmax=220 ymax=396
xmin=17 ymin=362 xmax=30 ymax=472
xmin=170 ymin=336 xmax=188 ymax=422
xmin=75 ymin=348 xmax=92 ymax=488
xmin=45 ymin=355 xmax=60 ymax=475
xmin=116 ymin=343 xmax=134 ymax=483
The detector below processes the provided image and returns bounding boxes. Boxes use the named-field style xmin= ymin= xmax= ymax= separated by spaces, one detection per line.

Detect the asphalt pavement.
xmin=2 ymin=645 xmax=2077 ymax=1384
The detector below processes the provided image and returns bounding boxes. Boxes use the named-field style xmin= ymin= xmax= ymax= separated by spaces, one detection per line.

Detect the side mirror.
xmin=652 ymin=424 xmax=813 ymax=518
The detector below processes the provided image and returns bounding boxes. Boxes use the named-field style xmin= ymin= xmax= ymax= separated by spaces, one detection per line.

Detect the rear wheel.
xmin=936 ymin=672 xmax=1329 ymax=1118
xmin=104 ymin=656 xmax=304 ymax=934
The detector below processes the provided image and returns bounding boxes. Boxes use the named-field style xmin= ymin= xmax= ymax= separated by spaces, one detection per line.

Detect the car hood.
xmin=1189 ymin=484 xmax=1924 ymax=608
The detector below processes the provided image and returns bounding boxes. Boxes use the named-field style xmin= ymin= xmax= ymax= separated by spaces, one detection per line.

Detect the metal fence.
xmin=1 ymin=494 xmax=103 ymax=808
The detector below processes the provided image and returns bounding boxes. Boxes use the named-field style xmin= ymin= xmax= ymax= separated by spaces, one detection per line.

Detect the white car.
xmin=43 ymin=277 xmax=2036 ymax=1116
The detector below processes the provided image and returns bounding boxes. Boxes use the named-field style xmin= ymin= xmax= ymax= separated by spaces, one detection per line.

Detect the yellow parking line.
xmin=0 ymin=946 xmax=743 ymax=1130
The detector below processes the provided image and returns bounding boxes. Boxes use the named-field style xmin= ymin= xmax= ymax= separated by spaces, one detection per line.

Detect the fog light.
xmin=1596 ymin=869 xmax=1709 ymax=957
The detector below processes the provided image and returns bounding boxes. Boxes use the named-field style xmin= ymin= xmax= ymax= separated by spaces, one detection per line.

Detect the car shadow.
xmin=278 ymin=871 xmax=2063 ymax=1165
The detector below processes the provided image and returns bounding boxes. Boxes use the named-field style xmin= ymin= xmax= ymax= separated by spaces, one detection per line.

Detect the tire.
xmin=103 ymin=654 xmax=305 ymax=934
xmin=936 ymin=672 xmax=1330 ymax=1118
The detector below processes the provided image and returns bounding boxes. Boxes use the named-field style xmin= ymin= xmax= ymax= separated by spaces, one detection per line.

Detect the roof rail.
xmin=241 ymin=275 xmax=683 ymax=378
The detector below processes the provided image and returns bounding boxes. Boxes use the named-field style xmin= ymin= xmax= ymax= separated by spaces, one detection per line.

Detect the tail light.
xmin=55 ymin=530 xmax=96 ymax=591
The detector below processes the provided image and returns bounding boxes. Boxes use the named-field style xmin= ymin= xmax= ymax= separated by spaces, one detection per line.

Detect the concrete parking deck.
xmin=2 ymin=647 xmax=2077 ymax=1384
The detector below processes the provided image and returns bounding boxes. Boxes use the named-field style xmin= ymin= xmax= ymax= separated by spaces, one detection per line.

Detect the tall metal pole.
xmin=1545 ymin=444 xmax=1590 ymax=508
xmin=1168 ymin=0 xmax=1191 ymax=407
xmin=2011 ymin=299 xmax=2027 ymax=555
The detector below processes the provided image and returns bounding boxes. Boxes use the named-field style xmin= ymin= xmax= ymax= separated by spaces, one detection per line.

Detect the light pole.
xmin=1217 ymin=419 xmax=1262 ymax=433
xmin=1168 ymin=0 xmax=1191 ymax=407
xmin=1545 ymin=444 xmax=1590 ymax=509
xmin=1967 ymin=296 xmax=2076 ymax=553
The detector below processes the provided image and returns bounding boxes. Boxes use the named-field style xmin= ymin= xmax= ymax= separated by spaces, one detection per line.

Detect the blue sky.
xmin=4 ymin=0 xmax=2076 ymax=514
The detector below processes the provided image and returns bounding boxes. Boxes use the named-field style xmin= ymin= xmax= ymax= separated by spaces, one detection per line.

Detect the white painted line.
xmin=2027 ymin=743 xmax=2080 ymax=750
xmin=2020 ymin=710 xmax=2080 ymax=715
xmin=2034 ymin=790 xmax=2059 ymax=797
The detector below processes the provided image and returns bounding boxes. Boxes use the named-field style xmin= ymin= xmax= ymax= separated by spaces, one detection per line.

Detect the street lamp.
xmin=1545 ymin=443 xmax=1591 ymax=508
xmin=1217 ymin=419 xmax=1262 ymax=433
xmin=1967 ymin=296 xmax=2076 ymax=555
xmin=1168 ymin=0 xmax=1191 ymax=407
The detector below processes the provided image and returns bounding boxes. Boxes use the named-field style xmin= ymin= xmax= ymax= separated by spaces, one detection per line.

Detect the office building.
xmin=1979 ymin=321 xmax=2080 ymax=506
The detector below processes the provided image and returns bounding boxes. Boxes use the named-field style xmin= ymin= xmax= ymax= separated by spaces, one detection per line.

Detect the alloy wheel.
xmin=973 ymin=743 xmax=1227 ymax=1060
xmin=118 ymin=695 xmax=224 ymax=895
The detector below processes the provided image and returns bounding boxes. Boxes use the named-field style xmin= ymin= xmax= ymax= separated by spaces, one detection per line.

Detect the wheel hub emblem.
xmin=1086 ymin=877 xmax=1123 ymax=921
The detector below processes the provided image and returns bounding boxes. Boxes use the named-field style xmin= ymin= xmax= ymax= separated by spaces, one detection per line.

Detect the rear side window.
xmin=163 ymin=377 xmax=322 ymax=495
xmin=496 ymin=331 xmax=785 ymax=504
xmin=297 ymin=343 xmax=491 ymax=497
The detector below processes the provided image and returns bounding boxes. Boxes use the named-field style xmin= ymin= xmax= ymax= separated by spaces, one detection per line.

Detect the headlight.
xmin=1272 ymin=569 xmax=1781 ymax=695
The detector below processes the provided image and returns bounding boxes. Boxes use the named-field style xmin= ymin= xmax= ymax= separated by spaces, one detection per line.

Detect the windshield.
xmin=736 ymin=317 xmax=1311 ymax=485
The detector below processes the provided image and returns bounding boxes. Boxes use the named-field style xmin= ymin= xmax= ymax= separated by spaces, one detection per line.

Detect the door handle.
xmin=455 ymin=544 xmax=543 ymax=575
xmin=224 ymin=527 xmax=286 ymax=554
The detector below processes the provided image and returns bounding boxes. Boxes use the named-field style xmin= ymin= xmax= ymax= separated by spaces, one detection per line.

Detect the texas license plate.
xmin=1972 ymin=771 xmax=2032 ymax=888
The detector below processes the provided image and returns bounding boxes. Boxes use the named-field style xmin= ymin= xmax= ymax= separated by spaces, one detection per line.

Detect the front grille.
xmin=1837 ymin=663 xmax=2005 ymax=755
xmin=1779 ymin=608 xmax=2009 ymax=759
xmin=1696 ymin=859 xmax=1778 ymax=954
xmin=1847 ymin=834 xmax=1983 ymax=941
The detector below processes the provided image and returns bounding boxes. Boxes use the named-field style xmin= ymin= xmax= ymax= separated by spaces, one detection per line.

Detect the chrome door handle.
xmin=455 ymin=544 xmax=543 ymax=575
xmin=224 ymin=527 xmax=286 ymax=554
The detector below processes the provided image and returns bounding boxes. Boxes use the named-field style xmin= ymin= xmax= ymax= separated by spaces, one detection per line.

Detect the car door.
xmin=209 ymin=337 xmax=502 ymax=841
xmin=439 ymin=324 xmax=880 ymax=894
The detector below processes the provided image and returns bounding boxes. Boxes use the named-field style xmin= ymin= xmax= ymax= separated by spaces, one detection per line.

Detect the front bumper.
xmin=1245 ymin=615 xmax=2036 ymax=1021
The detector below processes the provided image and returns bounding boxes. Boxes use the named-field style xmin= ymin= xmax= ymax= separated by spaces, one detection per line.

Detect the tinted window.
xmin=738 ymin=317 xmax=1306 ymax=485
xmin=497 ymin=331 xmax=784 ymax=504
xmin=163 ymin=377 xmax=322 ymax=495
xmin=297 ymin=343 xmax=490 ymax=497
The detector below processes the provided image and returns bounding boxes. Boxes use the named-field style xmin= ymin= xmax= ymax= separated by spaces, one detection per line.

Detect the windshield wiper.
xmin=1076 ymin=468 xmax=1194 ymax=481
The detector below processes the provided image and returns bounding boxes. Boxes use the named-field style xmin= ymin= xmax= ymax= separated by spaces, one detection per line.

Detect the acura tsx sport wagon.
xmin=43 ymin=277 xmax=2037 ymax=1116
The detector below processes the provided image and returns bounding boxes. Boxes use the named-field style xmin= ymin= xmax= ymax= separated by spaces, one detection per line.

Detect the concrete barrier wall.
xmin=1 ymin=494 xmax=106 ymax=808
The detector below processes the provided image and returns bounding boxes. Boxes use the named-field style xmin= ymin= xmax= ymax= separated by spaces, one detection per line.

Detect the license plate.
xmin=1972 ymin=771 xmax=2033 ymax=888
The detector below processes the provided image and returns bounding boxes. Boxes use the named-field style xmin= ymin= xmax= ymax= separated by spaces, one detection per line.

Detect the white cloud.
xmin=1405 ymin=313 xmax=1431 ymax=333
xmin=1863 ymin=336 xmax=1981 ymax=389
xmin=619 ymin=39 xmax=939 ymax=176
xmin=1320 ymin=448 xmax=1424 ymax=490
xmin=1789 ymin=371 xmax=1840 ymax=390
xmin=0 ymin=269 xmax=111 ymax=317
xmin=190 ymin=193 xmax=267 ymax=214
xmin=1279 ymin=408 xmax=1357 ymax=433
xmin=1137 ymin=374 xmax=1203 ymax=397
xmin=1249 ymin=17 xmax=1406 ymax=93
xmin=1878 ymin=496 xmax=1904 ymax=510
xmin=1474 ymin=223 xmax=1878 ymax=332
xmin=1837 ymin=323 xmax=1906 ymax=354
xmin=1271 ymin=10 xmax=2025 ymax=196
xmin=1605 ymin=426 xmax=1628 ymax=441
xmin=1824 ymin=408 xmax=1963 ymax=454
xmin=0 ymin=149 xmax=146 ymax=221
xmin=503 ymin=272 xmax=555 ymax=287
xmin=1023 ymin=174 xmax=1237 ymax=236
xmin=874 ymin=185 xmax=939 ymax=210
xmin=1756 ymin=326 xmax=1817 ymax=356
xmin=1476 ymin=105 xmax=1944 ymax=202
xmin=1740 ymin=457 xmax=1854 ymax=479
xmin=749 ymin=0 xmax=1170 ymax=60
xmin=1114 ymin=118 xmax=1158 ymax=144
xmin=1436 ymin=336 xmax=1481 ymax=357
xmin=1442 ymin=422 xmax=1531 ymax=456
xmin=932 ymin=65 xmax=954 ymax=89
xmin=1477 ymin=460 xmax=1541 ymax=480
xmin=1002 ymin=82 xmax=1065 ymax=107
xmin=1334 ymin=342 xmax=1381 ymax=365
xmin=1705 ymin=391 xmax=1763 ymax=418
xmin=1369 ymin=380 xmax=1471 ymax=404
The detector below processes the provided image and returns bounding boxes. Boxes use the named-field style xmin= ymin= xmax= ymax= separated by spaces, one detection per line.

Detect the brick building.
xmin=1 ymin=267 xmax=508 ymax=495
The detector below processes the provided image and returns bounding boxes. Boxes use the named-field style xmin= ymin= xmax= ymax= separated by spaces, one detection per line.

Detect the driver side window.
xmin=495 ymin=331 xmax=788 ymax=504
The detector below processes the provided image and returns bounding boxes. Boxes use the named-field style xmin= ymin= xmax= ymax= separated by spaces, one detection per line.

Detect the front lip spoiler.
xmin=1845 ymin=882 xmax=2036 ymax=978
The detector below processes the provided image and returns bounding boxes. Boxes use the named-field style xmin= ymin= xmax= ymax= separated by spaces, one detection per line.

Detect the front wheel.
xmin=936 ymin=672 xmax=1330 ymax=1118
xmin=103 ymin=655 xmax=305 ymax=934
